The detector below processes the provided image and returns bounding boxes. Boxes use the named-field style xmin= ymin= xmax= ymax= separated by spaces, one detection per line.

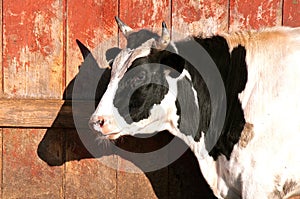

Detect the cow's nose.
xmin=89 ymin=115 xmax=118 ymax=135
xmin=94 ymin=116 xmax=105 ymax=127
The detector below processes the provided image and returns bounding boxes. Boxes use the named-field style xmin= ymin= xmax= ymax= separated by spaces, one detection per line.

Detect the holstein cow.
xmin=87 ymin=17 xmax=300 ymax=199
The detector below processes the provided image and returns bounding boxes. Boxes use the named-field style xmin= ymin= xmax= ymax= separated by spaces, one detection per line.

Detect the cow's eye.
xmin=130 ymin=71 xmax=146 ymax=88
xmin=136 ymin=71 xmax=146 ymax=81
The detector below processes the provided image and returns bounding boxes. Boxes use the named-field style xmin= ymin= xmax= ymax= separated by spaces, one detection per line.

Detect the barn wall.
xmin=0 ymin=0 xmax=299 ymax=198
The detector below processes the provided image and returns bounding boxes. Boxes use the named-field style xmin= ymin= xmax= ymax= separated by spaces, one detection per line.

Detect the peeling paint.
xmin=172 ymin=0 xmax=228 ymax=39
xmin=229 ymin=0 xmax=282 ymax=32
xmin=283 ymin=0 xmax=300 ymax=26
xmin=3 ymin=0 xmax=64 ymax=98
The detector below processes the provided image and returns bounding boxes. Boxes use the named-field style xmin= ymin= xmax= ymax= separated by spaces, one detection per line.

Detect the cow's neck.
xmin=171 ymin=129 xmax=222 ymax=197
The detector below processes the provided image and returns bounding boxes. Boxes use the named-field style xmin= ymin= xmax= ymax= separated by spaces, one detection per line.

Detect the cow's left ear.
xmin=160 ymin=52 xmax=185 ymax=78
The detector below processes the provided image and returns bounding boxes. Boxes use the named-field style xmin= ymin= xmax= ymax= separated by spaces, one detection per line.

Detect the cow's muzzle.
xmin=89 ymin=115 xmax=121 ymax=139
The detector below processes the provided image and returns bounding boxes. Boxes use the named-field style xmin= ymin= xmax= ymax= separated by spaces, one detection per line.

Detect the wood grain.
xmin=229 ymin=0 xmax=282 ymax=31
xmin=119 ymin=0 xmax=171 ymax=47
xmin=0 ymin=0 xmax=3 ymax=97
xmin=172 ymin=0 xmax=229 ymax=39
xmin=0 ymin=99 xmax=95 ymax=128
xmin=65 ymin=158 xmax=117 ymax=198
xmin=2 ymin=128 xmax=63 ymax=198
xmin=66 ymin=0 xmax=118 ymax=94
xmin=2 ymin=0 xmax=65 ymax=98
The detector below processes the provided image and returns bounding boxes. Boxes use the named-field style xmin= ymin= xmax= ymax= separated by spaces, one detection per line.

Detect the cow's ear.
xmin=76 ymin=39 xmax=91 ymax=59
xmin=161 ymin=52 xmax=185 ymax=78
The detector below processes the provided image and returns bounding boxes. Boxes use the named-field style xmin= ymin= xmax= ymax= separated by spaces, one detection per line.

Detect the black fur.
xmin=193 ymin=36 xmax=247 ymax=160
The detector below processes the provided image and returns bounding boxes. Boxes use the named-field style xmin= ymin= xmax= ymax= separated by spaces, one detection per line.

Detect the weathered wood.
xmin=0 ymin=0 xmax=3 ymax=98
xmin=283 ymin=0 xmax=300 ymax=26
xmin=0 ymin=129 xmax=2 ymax=199
xmin=65 ymin=157 xmax=117 ymax=198
xmin=2 ymin=0 xmax=65 ymax=98
xmin=66 ymin=0 xmax=118 ymax=97
xmin=119 ymin=0 xmax=171 ymax=47
xmin=0 ymin=99 xmax=95 ymax=128
xmin=172 ymin=0 xmax=229 ymax=40
xmin=0 ymin=99 xmax=66 ymax=127
xmin=2 ymin=128 xmax=63 ymax=198
xmin=229 ymin=0 xmax=282 ymax=31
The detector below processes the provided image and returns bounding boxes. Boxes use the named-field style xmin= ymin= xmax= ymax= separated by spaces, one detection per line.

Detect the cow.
xmin=86 ymin=17 xmax=300 ymax=199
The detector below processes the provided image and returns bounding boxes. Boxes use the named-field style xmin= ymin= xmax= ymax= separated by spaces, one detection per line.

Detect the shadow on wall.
xmin=37 ymin=41 xmax=216 ymax=199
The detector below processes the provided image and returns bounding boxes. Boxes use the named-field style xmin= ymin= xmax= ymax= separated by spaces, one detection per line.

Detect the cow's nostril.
xmin=97 ymin=118 xmax=105 ymax=127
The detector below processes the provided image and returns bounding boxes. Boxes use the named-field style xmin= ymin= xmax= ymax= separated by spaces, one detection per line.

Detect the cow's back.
xmin=217 ymin=27 xmax=300 ymax=199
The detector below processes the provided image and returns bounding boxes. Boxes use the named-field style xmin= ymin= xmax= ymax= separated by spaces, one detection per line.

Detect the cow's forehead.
xmin=111 ymin=38 xmax=155 ymax=79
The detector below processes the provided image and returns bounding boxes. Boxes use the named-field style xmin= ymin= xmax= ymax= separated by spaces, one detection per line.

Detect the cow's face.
xmin=89 ymin=18 xmax=193 ymax=140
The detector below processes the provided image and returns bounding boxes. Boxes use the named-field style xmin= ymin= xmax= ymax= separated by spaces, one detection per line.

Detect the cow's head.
xmin=89 ymin=17 xmax=210 ymax=145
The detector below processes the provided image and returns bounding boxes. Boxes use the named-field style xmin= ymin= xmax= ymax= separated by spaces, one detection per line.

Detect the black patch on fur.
xmin=113 ymin=55 xmax=169 ymax=123
xmin=193 ymin=36 xmax=247 ymax=160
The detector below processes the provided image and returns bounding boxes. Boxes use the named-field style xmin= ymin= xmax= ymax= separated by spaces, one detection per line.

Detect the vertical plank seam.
xmin=228 ymin=0 xmax=231 ymax=32
xmin=1 ymin=0 xmax=3 ymax=95
xmin=62 ymin=130 xmax=66 ymax=199
xmin=170 ymin=0 xmax=173 ymax=39
xmin=62 ymin=0 xmax=68 ymax=198
xmin=281 ymin=0 xmax=284 ymax=25
xmin=1 ymin=129 xmax=3 ymax=199
xmin=62 ymin=0 xmax=68 ymax=99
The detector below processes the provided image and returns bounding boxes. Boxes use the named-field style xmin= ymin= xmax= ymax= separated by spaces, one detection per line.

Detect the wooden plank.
xmin=65 ymin=157 xmax=117 ymax=198
xmin=0 ymin=99 xmax=66 ymax=128
xmin=283 ymin=0 xmax=300 ymax=26
xmin=172 ymin=0 xmax=229 ymax=39
xmin=0 ymin=0 xmax=3 ymax=98
xmin=0 ymin=129 xmax=2 ymax=199
xmin=229 ymin=0 xmax=282 ymax=31
xmin=65 ymin=129 xmax=117 ymax=198
xmin=66 ymin=0 xmax=118 ymax=98
xmin=0 ymin=99 xmax=96 ymax=128
xmin=2 ymin=0 xmax=65 ymax=98
xmin=2 ymin=128 xmax=63 ymax=198
xmin=119 ymin=0 xmax=171 ymax=47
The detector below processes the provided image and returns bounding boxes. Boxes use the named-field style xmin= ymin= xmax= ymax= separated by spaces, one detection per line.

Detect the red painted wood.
xmin=230 ymin=0 xmax=282 ymax=31
xmin=283 ymin=0 xmax=300 ymax=26
xmin=64 ymin=129 xmax=117 ymax=198
xmin=0 ymin=1 xmax=3 ymax=97
xmin=2 ymin=0 xmax=65 ymax=98
xmin=2 ymin=129 xmax=63 ymax=198
xmin=119 ymin=0 xmax=171 ymax=47
xmin=66 ymin=0 xmax=118 ymax=86
xmin=172 ymin=0 xmax=229 ymax=39
xmin=0 ymin=129 xmax=2 ymax=199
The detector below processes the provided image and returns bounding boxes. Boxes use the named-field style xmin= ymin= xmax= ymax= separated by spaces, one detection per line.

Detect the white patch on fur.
xmin=181 ymin=69 xmax=199 ymax=108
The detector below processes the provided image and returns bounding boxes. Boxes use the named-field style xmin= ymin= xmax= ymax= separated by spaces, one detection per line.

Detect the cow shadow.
xmin=37 ymin=43 xmax=216 ymax=199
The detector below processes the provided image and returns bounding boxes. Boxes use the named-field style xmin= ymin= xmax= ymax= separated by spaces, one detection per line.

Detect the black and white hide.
xmin=87 ymin=17 xmax=300 ymax=199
